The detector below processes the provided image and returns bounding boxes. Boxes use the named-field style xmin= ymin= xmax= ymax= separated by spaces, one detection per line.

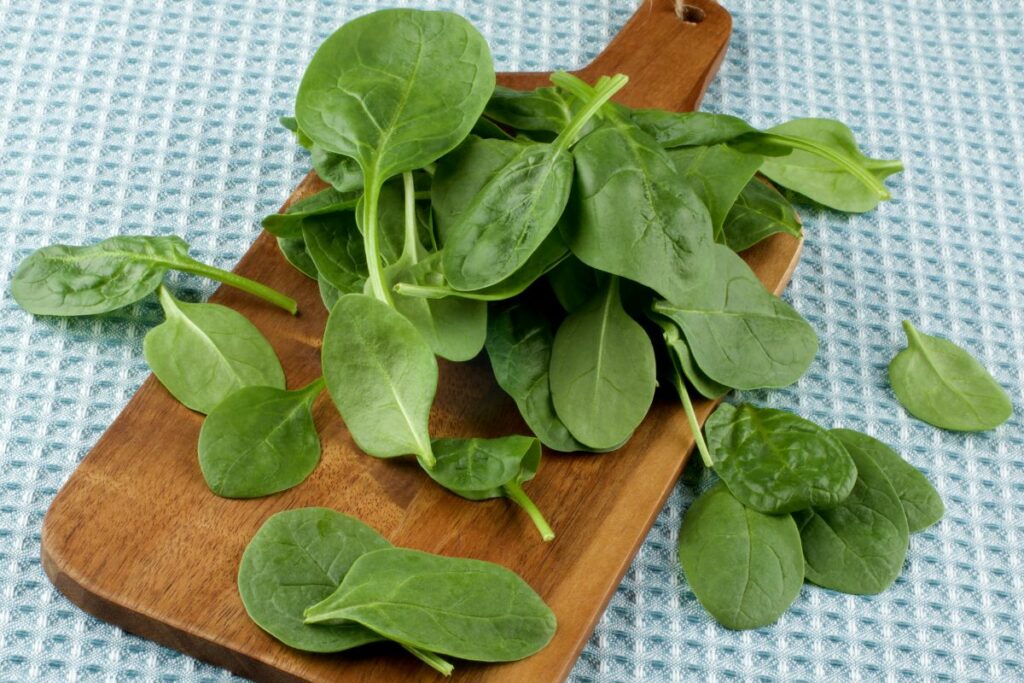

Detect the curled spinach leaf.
xmin=310 ymin=146 xmax=363 ymax=193
xmin=275 ymin=236 xmax=318 ymax=280
xmin=677 ymin=483 xmax=804 ymax=630
xmin=304 ymin=547 xmax=557 ymax=662
xmin=705 ymin=403 xmax=857 ymax=513
xmin=11 ymin=235 xmax=297 ymax=315
xmin=831 ymin=428 xmax=943 ymax=533
xmin=653 ymin=244 xmax=818 ymax=389
xmin=198 ymin=378 xmax=324 ymax=498
xmin=720 ymin=178 xmax=803 ymax=252
xmin=428 ymin=436 xmax=554 ymax=541
xmin=795 ymin=438 xmax=910 ymax=594
xmin=550 ymin=277 xmax=656 ymax=450
xmin=144 ymin=286 xmax=285 ymax=414
xmin=889 ymin=320 xmax=1012 ymax=431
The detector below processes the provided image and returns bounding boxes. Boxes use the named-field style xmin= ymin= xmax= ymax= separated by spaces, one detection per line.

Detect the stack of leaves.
xmin=678 ymin=403 xmax=944 ymax=629
xmin=237 ymin=508 xmax=556 ymax=675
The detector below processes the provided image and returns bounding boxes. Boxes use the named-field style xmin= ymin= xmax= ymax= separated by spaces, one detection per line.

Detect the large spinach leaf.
xmin=549 ymin=278 xmax=656 ymax=450
xmin=144 ymin=286 xmax=285 ymax=414
xmin=705 ymin=403 xmax=857 ymax=514
xmin=304 ymin=547 xmax=556 ymax=662
xmin=677 ymin=483 xmax=804 ymax=630
xmin=889 ymin=320 xmax=1012 ymax=431
xmin=653 ymin=244 xmax=817 ymax=389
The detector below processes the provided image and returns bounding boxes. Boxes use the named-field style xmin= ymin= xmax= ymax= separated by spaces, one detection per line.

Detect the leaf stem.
xmin=360 ymin=173 xmax=393 ymax=306
xmin=400 ymin=171 xmax=419 ymax=264
xmin=502 ymin=481 xmax=555 ymax=542
xmin=551 ymin=72 xmax=629 ymax=150
xmin=402 ymin=645 xmax=454 ymax=676
xmin=393 ymin=282 xmax=450 ymax=299
xmin=174 ymin=258 xmax=297 ymax=314
xmin=757 ymin=132 xmax=891 ymax=200
xmin=671 ymin=372 xmax=714 ymax=468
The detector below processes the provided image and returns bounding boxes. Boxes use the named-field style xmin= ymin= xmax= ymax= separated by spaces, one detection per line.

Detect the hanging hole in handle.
xmin=674 ymin=1 xmax=706 ymax=24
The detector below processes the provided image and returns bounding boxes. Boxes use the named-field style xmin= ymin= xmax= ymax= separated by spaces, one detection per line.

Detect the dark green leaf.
xmin=678 ymin=483 xmax=804 ymax=630
xmin=668 ymin=144 xmax=763 ymax=236
xmin=276 ymin=236 xmax=319 ymax=280
xmin=720 ymin=179 xmax=803 ymax=252
xmin=546 ymin=255 xmax=605 ymax=314
xmin=484 ymin=85 xmax=576 ymax=135
xmin=310 ymin=146 xmax=363 ymax=193
xmin=262 ymin=188 xmax=360 ymax=239
xmin=652 ymin=313 xmax=728 ymax=399
xmin=629 ymin=109 xmax=756 ymax=148
xmin=301 ymin=213 xmax=367 ymax=295
xmin=889 ymin=320 xmax=1012 ymax=431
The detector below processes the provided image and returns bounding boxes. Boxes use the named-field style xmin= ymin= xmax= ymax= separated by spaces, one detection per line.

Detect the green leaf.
xmin=237 ymin=508 xmax=390 ymax=652
xmin=720 ymin=179 xmax=803 ymax=252
xmin=652 ymin=313 xmax=728 ymax=399
xmin=428 ymin=436 xmax=554 ymax=541
xmin=749 ymin=119 xmax=903 ymax=213
xmin=565 ymin=115 xmax=713 ymax=304
xmin=317 ymin=274 xmax=342 ymax=311
xmin=668 ymin=144 xmax=763 ymax=237
xmin=677 ymin=483 xmax=804 ymax=630
xmin=322 ymin=294 xmax=436 ymax=466
xmin=198 ymin=378 xmax=324 ymax=498
xmin=795 ymin=438 xmax=911 ymax=594
xmin=653 ymin=244 xmax=817 ymax=389
xmin=889 ymin=320 xmax=1012 ymax=431
xmin=705 ymin=403 xmax=857 ymax=514
xmin=261 ymin=188 xmax=360 ymax=239
xmin=549 ymin=278 xmax=656 ymax=450
xmin=144 ymin=286 xmax=285 ymax=414
xmin=485 ymin=301 xmax=586 ymax=453
xmin=484 ymin=85 xmax=577 ymax=135
xmin=295 ymin=9 xmax=495 ymax=181
xmin=301 ymin=213 xmax=367 ymax=295
xmin=629 ymin=109 xmax=757 ymax=148
xmin=304 ymin=547 xmax=557 ymax=662
xmin=276 ymin=236 xmax=319 ymax=280
xmin=546 ymin=256 xmax=605 ymax=314
xmin=831 ymin=428 xmax=943 ymax=533
xmin=310 ymin=146 xmax=363 ymax=193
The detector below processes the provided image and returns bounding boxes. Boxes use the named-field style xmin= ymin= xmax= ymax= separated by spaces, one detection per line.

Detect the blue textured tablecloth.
xmin=2 ymin=1 xmax=1022 ymax=681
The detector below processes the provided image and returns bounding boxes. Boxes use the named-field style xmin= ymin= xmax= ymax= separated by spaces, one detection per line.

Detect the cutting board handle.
xmin=497 ymin=0 xmax=731 ymax=111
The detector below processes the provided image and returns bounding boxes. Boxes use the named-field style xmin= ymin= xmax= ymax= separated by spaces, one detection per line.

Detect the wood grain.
xmin=41 ymin=1 xmax=801 ymax=681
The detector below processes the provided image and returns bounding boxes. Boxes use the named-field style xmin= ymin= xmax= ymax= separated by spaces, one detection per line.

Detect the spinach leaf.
xmin=310 ymin=146 xmax=363 ymax=193
xmin=889 ymin=320 xmax=1012 ymax=431
xmin=705 ymin=403 xmax=857 ymax=514
xmin=677 ymin=483 xmax=804 ymax=630
xmin=744 ymin=119 xmax=903 ymax=213
xmin=144 ymin=286 xmax=285 ymax=414
xmin=652 ymin=313 xmax=727 ymax=400
xmin=301 ymin=213 xmax=367 ymax=295
xmin=198 ymin=378 xmax=324 ymax=498
xmin=428 ymin=436 xmax=554 ymax=541
xmin=322 ymin=293 xmax=437 ymax=467
xmin=11 ymin=235 xmax=297 ymax=315
xmin=295 ymin=8 xmax=494 ymax=305
xmin=304 ymin=547 xmax=557 ymax=662
xmin=471 ymin=116 xmax=515 ymax=140
xmin=668 ymin=144 xmax=763 ymax=237
xmin=237 ymin=508 xmax=390 ymax=652
xmin=720 ymin=178 xmax=803 ymax=252
xmin=261 ymin=188 xmax=360 ymax=239
xmin=629 ymin=109 xmax=757 ymax=148
xmin=795 ymin=437 xmax=910 ymax=595
xmin=317 ymin=275 xmax=342 ymax=311
xmin=484 ymin=85 xmax=577 ymax=135
xmin=439 ymin=76 xmax=624 ymax=292
xmin=276 ymin=236 xmax=319 ymax=280
xmin=653 ymin=244 xmax=817 ymax=389
xmin=831 ymin=428 xmax=944 ymax=533
xmin=279 ymin=115 xmax=314 ymax=149
xmin=546 ymin=255 xmax=605 ymax=314
xmin=564 ymin=105 xmax=713 ymax=304
xmin=485 ymin=301 xmax=586 ymax=453
xmin=549 ymin=277 xmax=656 ymax=450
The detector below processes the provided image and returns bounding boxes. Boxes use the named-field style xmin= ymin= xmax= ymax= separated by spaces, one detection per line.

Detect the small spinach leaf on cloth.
xmin=428 ymin=436 xmax=555 ymax=541
xmin=705 ymin=403 xmax=857 ymax=514
xmin=237 ymin=508 xmax=390 ymax=652
xmin=795 ymin=438 xmax=911 ymax=594
xmin=304 ymin=547 xmax=557 ymax=662
xmin=678 ymin=482 xmax=804 ymax=630
xmin=831 ymin=428 xmax=943 ymax=533
xmin=550 ymin=278 xmax=656 ymax=450
xmin=144 ymin=286 xmax=285 ymax=414
xmin=653 ymin=243 xmax=817 ymax=389
xmin=721 ymin=178 xmax=803 ymax=252
xmin=198 ymin=378 xmax=324 ymax=498
xmin=889 ymin=320 xmax=1012 ymax=431
xmin=322 ymin=293 xmax=437 ymax=467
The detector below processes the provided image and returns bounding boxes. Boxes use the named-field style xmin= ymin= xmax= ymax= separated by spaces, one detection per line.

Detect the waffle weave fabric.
xmin=1 ymin=0 xmax=1022 ymax=681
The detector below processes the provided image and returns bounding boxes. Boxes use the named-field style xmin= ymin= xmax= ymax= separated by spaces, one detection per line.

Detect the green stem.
xmin=671 ymin=372 xmax=713 ymax=468
xmin=759 ymin=132 xmax=891 ymax=200
xmin=402 ymin=645 xmax=454 ymax=676
xmin=551 ymin=72 xmax=629 ymax=151
xmin=174 ymin=258 xmax=297 ymax=314
xmin=400 ymin=171 xmax=419 ymax=264
xmin=393 ymin=282 xmax=450 ymax=299
xmin=902 ymin=319 xmax=921 ymax=347
xmin=297 ymin=375 xmax=326 ymax=403
xmin=360 ymin=173 xmax=392 ymax=306
xmin=502 ymin=481 xmax=555 ymax=542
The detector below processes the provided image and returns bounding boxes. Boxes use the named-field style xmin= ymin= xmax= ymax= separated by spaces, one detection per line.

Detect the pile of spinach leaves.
xmin=12 ymin=4 xmax=1010 ymax=658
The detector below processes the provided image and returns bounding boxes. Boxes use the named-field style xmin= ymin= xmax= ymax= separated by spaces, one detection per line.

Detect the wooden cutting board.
xmin=41 ymin=1 xmax=802 ymax=681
